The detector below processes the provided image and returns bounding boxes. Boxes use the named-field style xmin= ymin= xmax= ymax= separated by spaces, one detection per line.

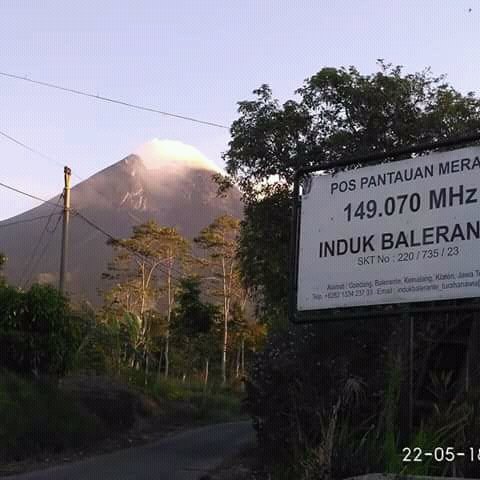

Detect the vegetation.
xmin=172 ymin=276 xmax=218 ymax=389
xmin=2 ymin=61 xmax=480 ymax=477
xmin=148 ymin=377 xmax=244 ymax=424
xmin=100 ymin=217 xmax=263 ymax=387
xmin=0 ymin=283 xmax=80 ymax=376
xmin=194 ymin=214 xmax=246 ymax=385
xmin=103 ymin=221 xmax=191 ymax=379
xmin=0 ymin=369 xmax=104 ymax=461
xmin=221 ymin=61 xmax=480 ymax=478
xmin=0 ymin=214 xmax=260 ymax=464
xmin=218 ymin=60 xmax=480 ymax=326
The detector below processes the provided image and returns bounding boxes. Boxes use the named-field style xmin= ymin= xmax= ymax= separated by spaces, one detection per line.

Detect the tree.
xmin=103 ymin=221 xmax=190 ymax=378
xmin=173 ymin=277 xmax=217 ymax=335
xmin=172 ymin=276 xmax=218 ymax=387
xmin=194 ymin=214 xmax=242 ymax=385
xmin=220 ymin=61 xmax=480 ymax=323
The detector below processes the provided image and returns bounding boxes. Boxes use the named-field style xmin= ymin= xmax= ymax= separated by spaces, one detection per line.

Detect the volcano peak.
xmin=134 ymin=139 xmax=223 ymax=173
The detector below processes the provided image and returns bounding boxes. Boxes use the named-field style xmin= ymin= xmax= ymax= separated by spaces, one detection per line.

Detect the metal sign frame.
xmin=289 ymin=132 xmax=480 ymax=324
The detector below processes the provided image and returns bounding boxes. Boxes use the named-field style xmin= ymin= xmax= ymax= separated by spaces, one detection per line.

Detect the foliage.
xmin=0 ymin=284 xmax=80 ymax=376
xmin=71 ymin=306 xmax=141 ymax=376
xmin=238 ymin=191 xmax=291 ymax=324
xmin=223 ymin=62 xmax=480 ymax=476
xmin=0 ymin=369 xmax=104 ymax=460
xmin=104 ymin=221 xmax=190 ymax=317
xmin=221 ymin=61 xmax=480 ymax=322
xmin=98 ymin=217 xmax=262 ymax=387
xmin=244 ymin=320 xmax=390 ymax=467
xmin=170 ymin=276 xmax=220 ymax=382
xmin=173 ymin=276 xmax=218 ymax=335
xmin=103 ymin=220 xmax=190 ymax=378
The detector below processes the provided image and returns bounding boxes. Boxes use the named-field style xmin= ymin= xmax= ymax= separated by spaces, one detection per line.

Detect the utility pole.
xmin=59 ymin=166 xmax=71 ymax=294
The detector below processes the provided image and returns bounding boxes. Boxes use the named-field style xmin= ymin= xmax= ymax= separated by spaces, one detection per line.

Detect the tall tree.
xmin=219 ymin=61 xmax=480 ymax=324
xmin=172 ymin=276 xmax=218 ymax=387
xmin=103 ymin=221 xmax=190 ymax=377
xmin=194 ymin=215 xmax=241 ymax=385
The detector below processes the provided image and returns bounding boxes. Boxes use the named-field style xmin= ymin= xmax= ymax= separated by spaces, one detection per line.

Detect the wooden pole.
xmin=59 ymin=166 xmax=71 ymax=294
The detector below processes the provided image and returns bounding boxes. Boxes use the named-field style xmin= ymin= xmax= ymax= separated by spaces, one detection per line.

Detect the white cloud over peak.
xmin=135 ymin=138 xmax=223 ymax=174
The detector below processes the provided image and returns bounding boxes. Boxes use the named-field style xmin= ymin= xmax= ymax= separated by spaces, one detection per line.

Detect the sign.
xmin=297 ymin=145 xmax=480 ymax=311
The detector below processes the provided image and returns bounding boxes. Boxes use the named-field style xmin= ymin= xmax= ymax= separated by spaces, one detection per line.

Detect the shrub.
xmin=0 ymin=284 xmax=81 ymax=376
xmin=244 ymin=319 xmax=393 ymax=475
xmin=0 ymin=369 xmax=104 ymax=460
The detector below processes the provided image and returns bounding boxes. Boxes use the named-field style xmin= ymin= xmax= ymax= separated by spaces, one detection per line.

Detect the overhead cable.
xmin=19 ymin=194 xmax=63 ymax=288
xmin=73 ymin=211 xmax=186 ymax=283
xmin=0 ymin=70 xmax=228 ymax=129
xmin=22 ymin=214 xmax=62 ymax=289
xmin=0 ymin=181 xmax=61 ymax=208
xmin=0 ymin=129 xmax=65 ymax=169
xmin=0 ymin=213 xmax=62 ymax=228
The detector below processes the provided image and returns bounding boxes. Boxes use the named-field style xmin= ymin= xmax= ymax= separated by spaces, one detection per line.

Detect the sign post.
xmin=290 ymin=133 xmax=480 ymax=323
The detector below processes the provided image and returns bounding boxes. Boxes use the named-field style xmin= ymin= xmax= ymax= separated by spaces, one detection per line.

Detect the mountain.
xmin=0 ymin=139 xmax=243 ymax=304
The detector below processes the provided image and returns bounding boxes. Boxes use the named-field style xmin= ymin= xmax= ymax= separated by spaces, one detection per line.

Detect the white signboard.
xmin=297 ymin=145 xmax=480 ymax=311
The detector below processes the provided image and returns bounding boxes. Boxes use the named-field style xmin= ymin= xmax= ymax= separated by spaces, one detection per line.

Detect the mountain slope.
xmin=0 ymin=140 xmax=242 ymax=304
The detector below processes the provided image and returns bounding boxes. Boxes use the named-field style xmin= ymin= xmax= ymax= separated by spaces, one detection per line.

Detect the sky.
xmin=0 ymin=0 xmax=479 ymax=219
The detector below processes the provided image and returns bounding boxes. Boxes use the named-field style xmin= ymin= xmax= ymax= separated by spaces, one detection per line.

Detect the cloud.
xmin=135 ymin=138 xmax=223 ymax=173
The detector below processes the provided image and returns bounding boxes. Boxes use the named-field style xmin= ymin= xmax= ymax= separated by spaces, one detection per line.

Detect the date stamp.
xmin=403 ymin=447 xmax=480 ymax=463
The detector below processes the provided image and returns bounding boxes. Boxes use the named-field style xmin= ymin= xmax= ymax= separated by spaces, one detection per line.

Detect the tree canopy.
xmin=220 ymin=61 xmax=480 ymax=322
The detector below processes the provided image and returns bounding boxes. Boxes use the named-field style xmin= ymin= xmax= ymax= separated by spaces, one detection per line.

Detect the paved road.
xmin=9 ymin=422 xmax=255 ymax=480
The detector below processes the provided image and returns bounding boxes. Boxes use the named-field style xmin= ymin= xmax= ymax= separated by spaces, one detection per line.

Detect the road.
xmin=8 ymin=422 xmax=255 ymax=480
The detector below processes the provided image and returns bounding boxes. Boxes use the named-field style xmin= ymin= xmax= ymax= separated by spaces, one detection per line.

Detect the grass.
xmin=117 ymin=364 xmax=246 ymax=423
xmin=0 ymin=369 xmax=105 ymax=461
xmin=147 ymin=376 xmax=246 ymax=424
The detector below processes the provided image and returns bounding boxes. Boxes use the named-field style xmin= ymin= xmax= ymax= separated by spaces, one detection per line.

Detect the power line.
xmin=0 ymin=177 xmax=202 ymax=286
xmin=73 ymin=211 xmax=186 ymax=283
xmin=0 ymin=127 xmax=82 ymax=181
xmin=0 ymin=181 xmax=61 ymax=208
xmin=22 ymin=214 xmax=62 ymax=290
xmin=19 ymin=194 xmax=63 ymax=288
xmin=0 ymin=178 xmax=182 ymax=282
xmin=0 ymin=213 xmax=61 ymax=228
xmin=0 ymin=128 xmax=121 ymax=210
xmin=0 ymin=170 xmax=110 ymax=228
xmin=74 ymin=211 xmax=118 ymax=243
xmin=0 ymin=130 xmax=65 ymax=169
xmin=0 ymin=70 xmax=229 ymax=129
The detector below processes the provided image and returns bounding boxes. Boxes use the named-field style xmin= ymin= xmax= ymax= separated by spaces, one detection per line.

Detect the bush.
xmin=244 ymin=319 xmax=393 ymax=476
xmin=0 ymin=369 xmax=105 ymax=460
xmin=0 ymin=284 xmax=81 ymax=376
